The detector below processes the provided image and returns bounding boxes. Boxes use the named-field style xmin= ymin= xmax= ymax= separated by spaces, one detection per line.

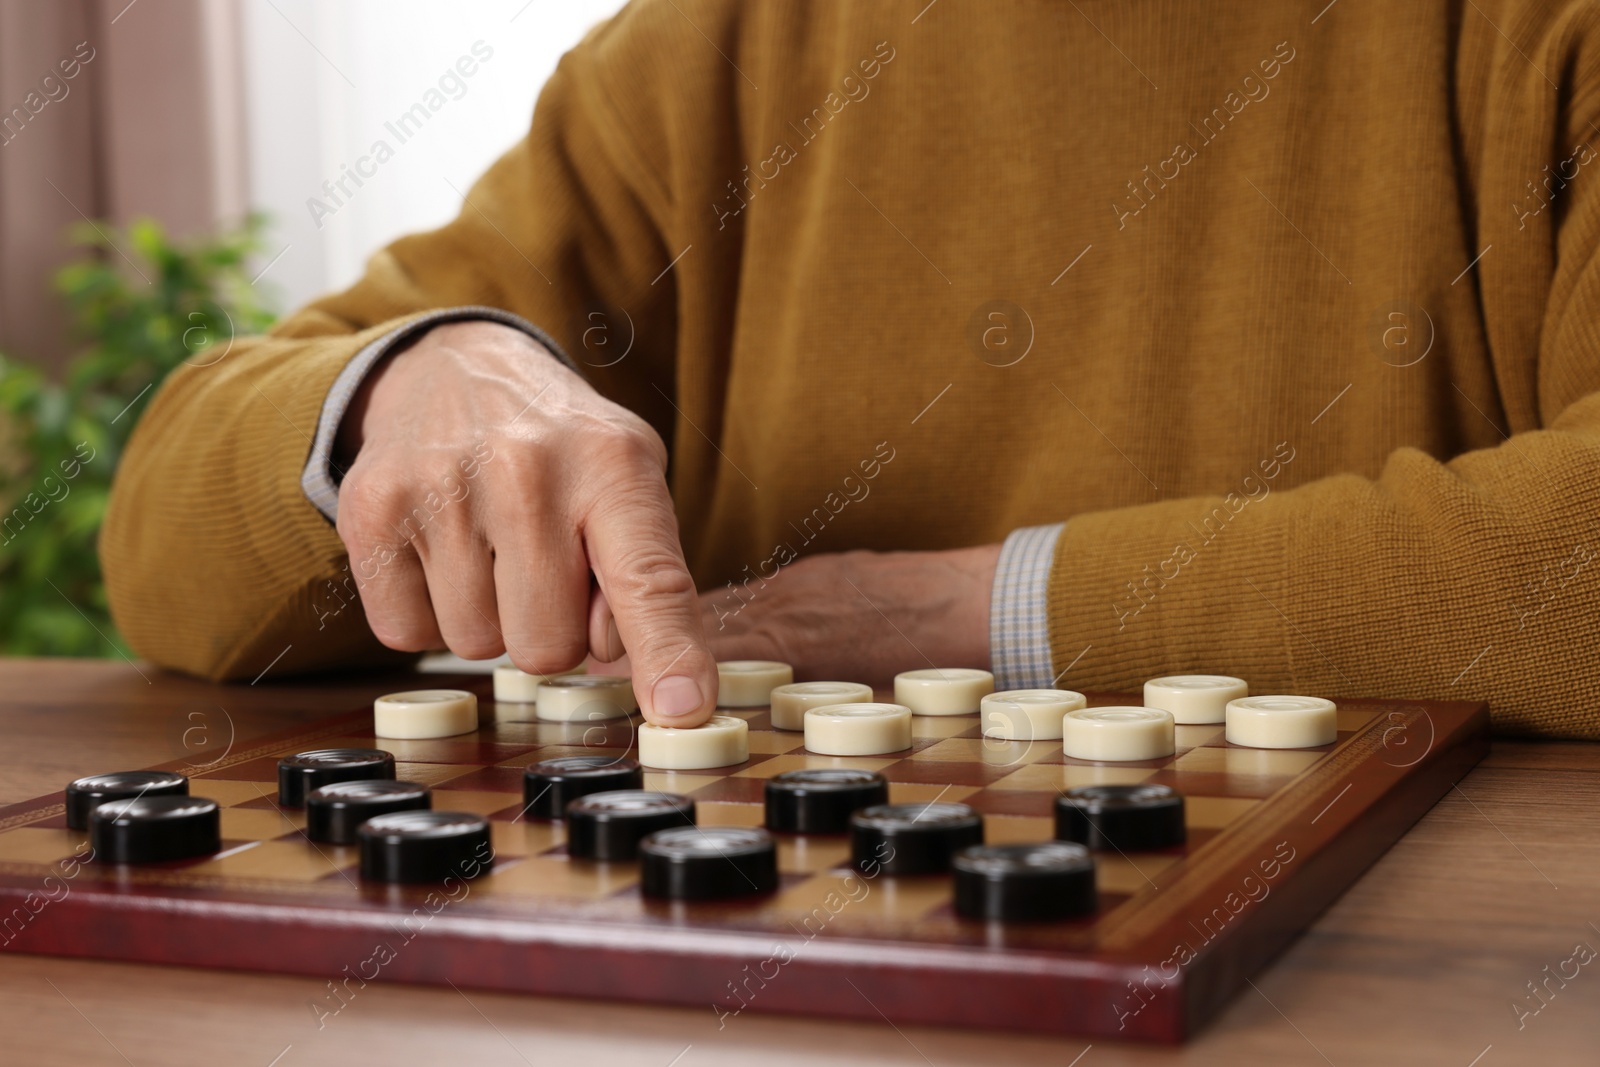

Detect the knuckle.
xmin=592 ymin=418 xmax=666 ymax=471
xmin=445 ymin=632 xmax=506 ymax=661
xmin=609 ymin=550 xmax=697 ymax=605
xmin=366 ymin=614 xmax=437 ymax=653
xmin=334 ymin=480 xmax=384 ymax=539
xmin=338 ymin=469 xmax=413 ymax=543
xmin=507 ymin=632 xmax=587 ymax=675
xmin=340 ymin=462 xmax=406 ymax=510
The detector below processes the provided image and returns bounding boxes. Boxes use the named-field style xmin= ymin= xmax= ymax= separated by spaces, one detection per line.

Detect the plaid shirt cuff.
xmin=989 ymin=522 xmax=1065 ymax=690
xmin=300 ymin=306 xmax=575 ymax=524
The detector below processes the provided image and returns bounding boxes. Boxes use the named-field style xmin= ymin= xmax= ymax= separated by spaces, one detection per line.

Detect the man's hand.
xmin=693 ymin=545 xmax=1000 ymax=686
xmin=333 ymin=319 xmax=716 ymax=726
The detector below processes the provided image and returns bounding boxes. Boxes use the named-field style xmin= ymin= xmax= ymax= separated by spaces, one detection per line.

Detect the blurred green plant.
xmin=0 ymin=214 xmax=277 ymax=656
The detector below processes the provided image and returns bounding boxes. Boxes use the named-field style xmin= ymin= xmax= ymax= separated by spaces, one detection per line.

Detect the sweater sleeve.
xmin=1045 ymin=139 xmax=1600 ymax=742
xmin=101 ymin=27 xmax=678 ymax=682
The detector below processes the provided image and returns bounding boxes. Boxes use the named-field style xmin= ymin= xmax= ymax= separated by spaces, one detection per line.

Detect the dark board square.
xmin=686 ymin=777 xmax=769 ymax=804
xmin=432 ymin=766 xmax=524 ymax=793
xmin=1142 ymin=770 xmax=1296 ymax=800
xmin=1033 ymin=744 xmax=1206 ymax=766
xmin=369 ymin=739 xmax=539 ymax=765
xmin=197 ymin=755 xmax=284 ymax=782
xmin=880 ymin=759 xmax=1020 ymax=787
xmin=485 ymin=801 xmax=531 ymax=823
xmin=962 ymin=789 xmax=1056 ymax=818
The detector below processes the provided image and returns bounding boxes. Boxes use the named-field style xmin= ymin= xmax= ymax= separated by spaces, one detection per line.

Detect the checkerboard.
xmin=0 ymin=686 xmax=1487 ymax=1043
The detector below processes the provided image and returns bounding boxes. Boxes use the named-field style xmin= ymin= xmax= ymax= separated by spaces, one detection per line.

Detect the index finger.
xmin=582 ymin=466 xmax=718 ymax=726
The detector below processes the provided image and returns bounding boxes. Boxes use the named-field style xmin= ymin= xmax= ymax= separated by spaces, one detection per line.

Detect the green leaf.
xmin=0 ymin=213 xmax=279 ymax=656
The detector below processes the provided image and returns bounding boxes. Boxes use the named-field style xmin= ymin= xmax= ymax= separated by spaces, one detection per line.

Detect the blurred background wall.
xmin=240 ymin=0 xmax=627 ymax=312
xmin=0 ymin=0 xmax=628 ymax=366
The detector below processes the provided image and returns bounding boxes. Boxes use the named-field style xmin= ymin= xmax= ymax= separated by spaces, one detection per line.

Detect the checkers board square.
xmin=474 ymin=856 xmax=639 ymax=898
xmin=733 ymin=754 xmax=896 ymax=778
xmin=197 ymin=840 xmax=355 ymax=882
xmin=488 ymin=821 xmax=565 ymax=857
xmin=219 ymin=806 xmax=304 ymax=841
xmin=187 ymin=778 xmax=279 ymax=807
xmin=0 ymin=827 xmax=82 ymax=865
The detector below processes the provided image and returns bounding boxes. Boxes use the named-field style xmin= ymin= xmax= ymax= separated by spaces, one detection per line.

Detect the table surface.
xmin=0 ymin=659 xmax=1595 ymax=1067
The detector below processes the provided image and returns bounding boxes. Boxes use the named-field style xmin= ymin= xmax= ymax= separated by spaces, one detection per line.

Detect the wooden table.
xmin=0 ymin=659 xmax=1595 ymax=1066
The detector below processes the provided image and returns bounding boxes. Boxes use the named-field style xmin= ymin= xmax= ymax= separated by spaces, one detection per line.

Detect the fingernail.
xmin=651 ymin=675 xmax=703 ymax=719
xmin=605 ymin=617 xmax=625 ymax=662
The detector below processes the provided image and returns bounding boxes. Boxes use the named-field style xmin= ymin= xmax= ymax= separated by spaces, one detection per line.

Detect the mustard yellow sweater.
xmin=103 ymin=0 xmax=1600 ymax=738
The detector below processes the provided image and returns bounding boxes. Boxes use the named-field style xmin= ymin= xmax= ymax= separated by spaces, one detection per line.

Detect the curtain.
xmin=0 ymin=0 xmax=247 ymax=371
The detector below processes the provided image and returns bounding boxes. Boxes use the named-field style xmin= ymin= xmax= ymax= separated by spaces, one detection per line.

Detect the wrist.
xmin=857 ymin=544 xmax=998 ymax=671
xmin=949 ymin=542 xmax=1002 ymax=669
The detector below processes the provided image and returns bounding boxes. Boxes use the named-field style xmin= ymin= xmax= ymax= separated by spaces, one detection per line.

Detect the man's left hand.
xmin=588 ymin=545 xmax=1000 ymax=688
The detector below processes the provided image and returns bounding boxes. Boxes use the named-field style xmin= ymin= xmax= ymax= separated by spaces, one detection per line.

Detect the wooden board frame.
xmin=0 ymin=689 xmax=1488 ymax=1043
